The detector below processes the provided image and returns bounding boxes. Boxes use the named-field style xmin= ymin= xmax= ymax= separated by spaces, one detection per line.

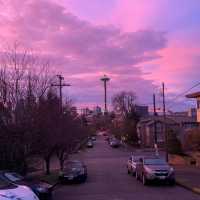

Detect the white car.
xmin=127 ymin=155 xmax=141 ymax=175
xmin=0 ymin=176 xmax=39 ymax=200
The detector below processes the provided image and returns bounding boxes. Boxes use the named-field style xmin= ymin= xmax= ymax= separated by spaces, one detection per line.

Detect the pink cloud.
xmin=111 ymin=0 xmax=200 ymax=110
xmin=112 ymin=0 xmax=163 ymax=31
xmin=0 ymin=0 xmax=167 ymax=108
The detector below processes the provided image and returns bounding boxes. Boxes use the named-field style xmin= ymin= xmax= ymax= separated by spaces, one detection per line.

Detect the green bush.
xmin=167 ymin=129 xmax=182 ymax=155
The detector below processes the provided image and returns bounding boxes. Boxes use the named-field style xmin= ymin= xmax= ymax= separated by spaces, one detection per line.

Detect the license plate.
xmin=65 ymin=175 xmax=73 ymax=180
xmin=68 ymin=176 xmax=74 ymax=180
xmin=159 ymin=176 xmax=166 ymax=180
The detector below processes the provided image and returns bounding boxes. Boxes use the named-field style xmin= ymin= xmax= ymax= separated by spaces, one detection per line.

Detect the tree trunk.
xmin=45 ymin=157 xmax=51 ymax=175
xmin=57 ymin=149 xmax=67 ymax=170
xmin=59 ymin=158 xmax=64 ymax=171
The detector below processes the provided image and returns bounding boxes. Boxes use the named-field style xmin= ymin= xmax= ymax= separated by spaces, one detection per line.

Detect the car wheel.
xmin=132 ymin=170 xmax=136 ymax=176
xmin=58 ymin=176 xmax=63 ymax=182
xmin=82 ymin=175 xmax=87 ymax=182
xmin=169 ymin=179 xmax=175 ymax=186
xmin=142 ymin=174 xmax=148 ymax=185
xmin=136 ymin=171 xmax=139 ymax=180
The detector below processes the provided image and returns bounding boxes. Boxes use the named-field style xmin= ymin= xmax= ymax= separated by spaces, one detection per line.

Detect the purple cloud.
xmin=0 ymin=0 xmax=167 ymax=108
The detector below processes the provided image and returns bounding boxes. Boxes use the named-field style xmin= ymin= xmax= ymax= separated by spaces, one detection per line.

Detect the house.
xmin=137 ymin=116 xmax=179 ymax=148
xmin=188 ymin=108 xmax=197 ymax=120
xmin=135 ymin=105 xmax=149 ymax=117
xmin=186 ymin=92 xmax=200 ymax=122
xmin=137 ymin=114 xmax=198 ymax=148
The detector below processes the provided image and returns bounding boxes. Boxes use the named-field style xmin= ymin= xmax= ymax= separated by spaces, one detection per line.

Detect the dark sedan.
xmin=110 ymin=139 xmax=120 ymax=148
xmin=135 ymin=157 xmax=175 ymax=185
xmin=91 ymin=136 xmax=96 ymax=141
xmin=59 ymin=160 xmax=87 ymax=183
xmin=0 ymin=171 xmax=53 ymax=200
xmin=86 ymin=140 xmax=93 ymax=148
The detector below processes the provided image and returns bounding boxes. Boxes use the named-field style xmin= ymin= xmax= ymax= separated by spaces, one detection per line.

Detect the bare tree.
xmin=0 ymin=43 xmax=54 ymax=173
xmin=111 ymin=91 xmax=140 ymax=145
xmin=0 ymin=43 xmax=91 ymax=175
xmin=112 ymin=91 xmax=137 ymax=119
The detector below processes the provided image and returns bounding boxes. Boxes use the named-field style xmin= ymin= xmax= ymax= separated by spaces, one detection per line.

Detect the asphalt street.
xmin=54 ymin=136 xmax=200 ymax=200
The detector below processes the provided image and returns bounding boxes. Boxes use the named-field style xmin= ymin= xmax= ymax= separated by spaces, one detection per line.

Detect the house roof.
xmin=137 ymin=116 xmax=178 ymax=127
xmin=168 ymin=115 xmax=196 ymax=124
xmin=186 ymin=92 xmax=200 ymax=98
xmin=137 ymin=114 xmax=196 ymax=127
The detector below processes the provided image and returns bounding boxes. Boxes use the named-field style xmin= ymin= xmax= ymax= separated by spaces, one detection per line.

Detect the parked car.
xmin=0 ymin=174 xmax=39 ymax=200
xmin=104 ymin=135 xmax=109 ymax=141
xmin=59 ymin=160 xmax=87 ymax=183
xmin=110 ymin=139 xmax=120 ymax=148
xmin=87 ymin=140 xmax=93 ymax=148
xmin=0 ymin=171 xmax=53 ymax=200
xmin=102 ymin=132 xmax=108 ymax=136
xmin=91 ymin=136 xmax=96 ymax=141
xmin=135 ymin=156 xmax=175 ymax=185
xmin=127 ymin=155 xmax=141 ymax=175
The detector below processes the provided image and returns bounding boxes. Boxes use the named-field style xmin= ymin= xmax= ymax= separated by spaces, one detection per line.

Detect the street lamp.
xmin=100 ymin=74 xmax=110 ymax=114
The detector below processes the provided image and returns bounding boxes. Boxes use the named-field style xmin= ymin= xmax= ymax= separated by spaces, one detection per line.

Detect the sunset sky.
xmin=1 ymin=0 xmax=200 ymax=111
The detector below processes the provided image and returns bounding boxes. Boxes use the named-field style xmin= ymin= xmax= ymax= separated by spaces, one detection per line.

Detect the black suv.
xmin=59 ymin=160 xmax=87 ymax=183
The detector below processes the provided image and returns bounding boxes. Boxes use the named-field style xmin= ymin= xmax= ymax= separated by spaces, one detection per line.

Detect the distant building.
xmin=168 ymin=111 xmax=188 ymax=117
xmin=81 ymin=107 xmax=92 ymax=116
xmin=70 ymin=106 xmax=78 ymax=117
xmin=135 ymin=105 xmax=149 ymax=117
xmin=93 ymin=106 xmax=102 ymax=116
xmin=186 ymin=92 xmax=200 ymax=122
xmin=168 ymin=108 xmax=197 ymax=121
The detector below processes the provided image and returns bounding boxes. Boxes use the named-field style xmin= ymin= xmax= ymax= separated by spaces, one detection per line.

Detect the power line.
xmin=167 ymin=81 xmax=200 ymax=109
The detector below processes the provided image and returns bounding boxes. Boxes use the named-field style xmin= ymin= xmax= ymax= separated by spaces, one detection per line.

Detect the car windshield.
xmin=144 ymin=158 xmax=167 ymax=165
xmin=64 ymin=162 xmax=83 ymax=170
xmin=133 ymin=157 xmax=140 ymax=162
xmin=4 ymin=173 xmax=24 ymax=182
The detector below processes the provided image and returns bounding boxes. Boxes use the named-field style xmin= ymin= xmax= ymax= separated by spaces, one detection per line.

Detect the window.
xmin=197 ymin=99 xmax=200 ymax=109
xmin=156 ymin=123 xmax=162 ymax=133
xmin=144 ymin=158 xmax=167 ymax=165
xmin=133 ymin=156 xmax=140 ymax=162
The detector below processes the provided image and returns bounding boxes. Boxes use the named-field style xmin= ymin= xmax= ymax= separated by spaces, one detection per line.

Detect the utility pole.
xmin=51 ymin=75 xmax=71 ymax=113
xmin=162 ymin=82 xmax=168 ymax=162
xmin=2 ymin=80 xmax=7 ymax=104
xmin=153 ymin=94 xmax=158 ymax=156
xmin=100 ymin=75 xmax=110 ymax=114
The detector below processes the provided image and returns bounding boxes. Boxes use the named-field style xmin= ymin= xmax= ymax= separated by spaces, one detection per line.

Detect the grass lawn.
xmin=31 ymin=170 xmax=60 ymax=185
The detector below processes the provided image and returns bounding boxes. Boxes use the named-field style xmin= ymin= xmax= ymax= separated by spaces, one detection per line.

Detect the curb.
xmin=176 ymin=179 xmax=200 ymax=195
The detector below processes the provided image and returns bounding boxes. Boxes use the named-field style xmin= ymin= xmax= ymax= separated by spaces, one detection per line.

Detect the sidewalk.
xmin=122 ymin=144 xmax=200 ymax=195
xmin=175 ymin=165 xmax=200 ymax=195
